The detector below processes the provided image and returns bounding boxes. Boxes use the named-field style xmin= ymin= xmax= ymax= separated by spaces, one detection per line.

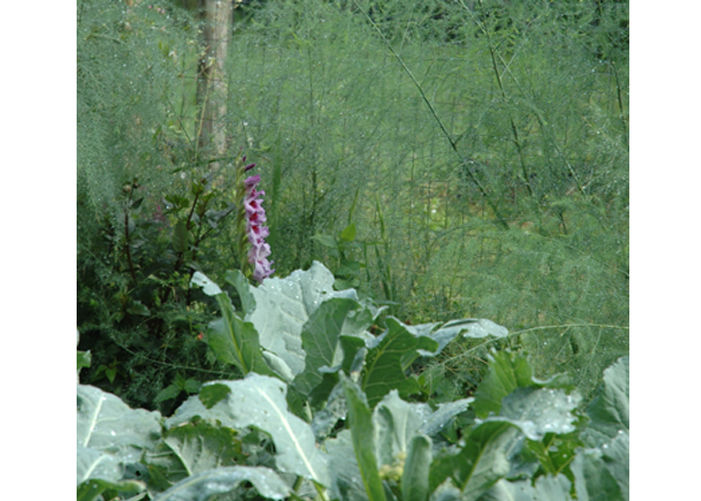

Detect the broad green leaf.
xmin=207 ymin=295 xmax=275 ymax=377
xmin=143 ymin=420 xmax=248 ymax=493
xmin=430 ymin=422 xmax=516 ymax=501
xmin=262 ymin=349 xmax=296 ymax=382
xmin=246 ymin=261 xmax=359 ymax=376
xmin=482 ymin=387 xmax=581 ymax=440
xmin=190 ymin=271 xmax=223 ymax=296
xmin=312 ymin=381 xmax=349 ymax=440
xmin=224 ymin=268 xmax=257 ymax=314
xmin=77 ymin=477 xmax=145 ymax=501
xmin=456 ymin=422 xmax=516 ymax=498
xmin=341 ymin=335 xmax=370 ymax=374
xmin=598 ymin=431 xmax=629 ymax=500
xmin=342 ymin=375 xmax=387 ymax=501
xmin=167 ymin=374 xmax=330 ymax=485
xmin=325 ymin=429 xmax=368 ymax=501
xmin=402 ymin=434 xmax=431 ymax=501
xmin=77 ymin=446 xmax=124 ymax=487
xmin=571 ymin=447 xmax=625 ymax=501
xmin=286 ymin=296 xmax=371 ymax=418
xmin=323 ymin=388 xmax=471 ymax=501
xmin=420 ymin=398 xmax=475 ymax=437
xmin=362 ymin=317 xmax=439 ymax=407
xmin=293 ymin=297 xmax=362 ymax=399
xmin=429 ymin=481 xmax=462 ymax=501
xmin=524 ymin=430 xmax=582 ymax=478
xmin=583 ymin=356 xmax=629 ymax=446
xmin=166 ymin=421 xmax=244 ymax=474
xmin=77 ymin=385 xmax=162 ymax=485
xmin=152 ymin=466 xmax=290 ymax=501
xmin=183 ymin=378 xmax=201 ymax=394
xmin=402 ymin=318 xmax=508 ymax=357
xmin=480 ymin=475 xmax=573 ymax=501
xmin=373 ymin=390 xmax=471 ymax=467
xmin=471 ymin=351 xmax=540 ymax=419
xmin=191 ymin=271 xmax=274 ymax=376
xmin=575 ymin=357 xmax=628 ymax=500
xmin=455 ymin=318 xmax=509 ymax=339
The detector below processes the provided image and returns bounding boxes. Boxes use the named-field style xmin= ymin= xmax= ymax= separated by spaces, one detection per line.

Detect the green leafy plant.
xmin=77 ymin=263 xmax=628 ymax=500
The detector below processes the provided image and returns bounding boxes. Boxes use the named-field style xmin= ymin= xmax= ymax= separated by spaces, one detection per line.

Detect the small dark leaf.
xmin=165 ymin=194 xmax=189 ymax=210
xmin=77 ymin=350 xmax=92 ymax=372
xmin=172 ymin=220 xmax=190 ymax=253
xmin=340 ymin=223 xmax=357 ymax=242
xmin=312 ymin=233 xmax=338 ymax=249
xmin=155 ymin=384 xmax=182 ymax=404
xmin=126 ymin=299 xmax=150 ymax=316
xmin=184 ymin=379 xmax=202 ymax=394
xmin=199 ymin=383 xmax=232 ymax=409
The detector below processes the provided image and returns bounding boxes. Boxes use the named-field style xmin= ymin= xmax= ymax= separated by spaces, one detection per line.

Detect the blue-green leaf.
xmin=362 ymin=318 xmax=438 ymax=407
xmin=373 ymin=390 xmax=471 ymax=467
xmin=402 ymin=435 xmax=431 ymax=501
xmin=77 ymin=385 xmax=162 ymax=485
xmin=583 ymin=356 xmax=629 ymax=446
xmin=168 ymin=374 xmax=330 ymax=485
xmin=190 ymin=271 xmax=223 ymax=296
xmin=293 ymin=297 xmax=362 ymax=398
xmin=571 ymin=447 xmax=624 ymax=501
xmin=342 ymin=375 xmax=387 ymax=501
xmin=480 ymin=475 xmax=573 ymax=501
xmin=482 ymin=387 xmax=581 ymax=440
xmin=152 ymin=466 xmax=290 ymax=500
xmin=246 ymin=261 xmax=359 ymax=377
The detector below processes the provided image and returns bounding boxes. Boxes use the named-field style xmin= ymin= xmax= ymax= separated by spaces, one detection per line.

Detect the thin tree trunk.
xmin=196 ymin=0 xmax=233 ymax=166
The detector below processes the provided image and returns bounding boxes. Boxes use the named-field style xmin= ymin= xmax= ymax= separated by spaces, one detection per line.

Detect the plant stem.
xmin=123 ymin=201 xmax=137 ymax=284
xmin=609 ymin=61 xmax=628 ymax=148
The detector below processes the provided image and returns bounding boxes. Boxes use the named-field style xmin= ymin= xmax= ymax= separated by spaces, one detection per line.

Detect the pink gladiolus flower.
xmin=243 ymin=173 xmax=274 ymax=282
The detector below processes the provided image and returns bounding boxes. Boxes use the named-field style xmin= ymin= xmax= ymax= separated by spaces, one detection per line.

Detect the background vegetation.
xmin=77 ymin=0 xmax=628 ymax=412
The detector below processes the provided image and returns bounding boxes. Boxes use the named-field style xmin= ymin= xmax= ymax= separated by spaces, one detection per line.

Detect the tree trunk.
xmin=196 ymin=0 xmax=233 ymax=166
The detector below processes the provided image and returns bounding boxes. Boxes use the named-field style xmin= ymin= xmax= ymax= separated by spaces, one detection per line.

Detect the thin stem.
xmin=463 ymin=0 xmax=534 ymax=198
xmin=609 ymin=61 xmax=628 ymax=148
xmin=110 ymin=337 xmax=233 ymax=377
xmin=442 ymin=322 xmax=629 ymax=365
xmin=123 ymin=197 xmax=137 ymax=284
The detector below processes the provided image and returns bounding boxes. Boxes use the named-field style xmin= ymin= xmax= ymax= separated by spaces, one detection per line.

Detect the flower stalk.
xmin=235 ymin=155 xmax=274 ymax=282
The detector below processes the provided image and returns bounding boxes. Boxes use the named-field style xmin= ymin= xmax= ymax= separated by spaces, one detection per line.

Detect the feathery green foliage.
xmin=77 ymin=0 xmax=627 ymax=409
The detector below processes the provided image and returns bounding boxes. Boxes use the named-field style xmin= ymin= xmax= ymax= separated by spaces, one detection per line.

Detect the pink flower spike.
xmin=240 ymin=161 xmax=273 ymax=282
